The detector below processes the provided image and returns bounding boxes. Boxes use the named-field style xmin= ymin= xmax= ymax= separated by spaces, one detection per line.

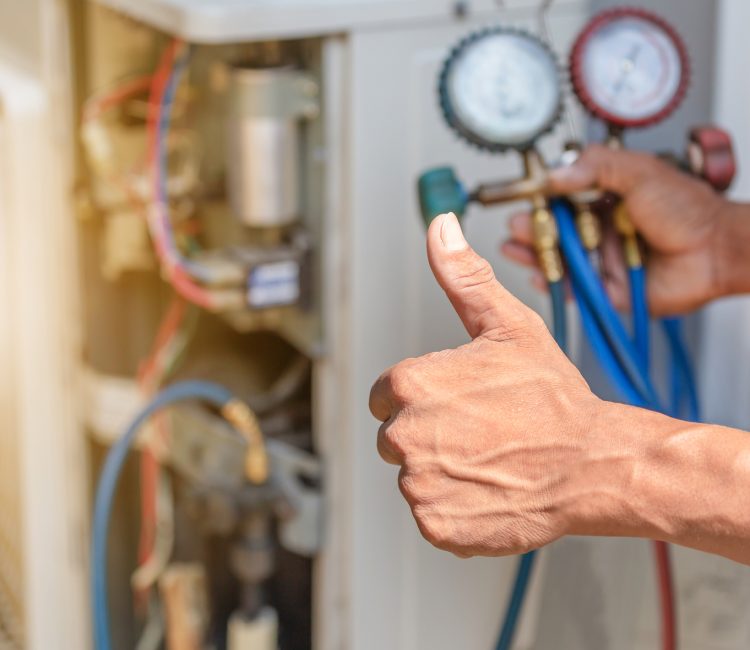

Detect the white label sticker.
xmin=247 ymin=260 xmax=300 ymax=308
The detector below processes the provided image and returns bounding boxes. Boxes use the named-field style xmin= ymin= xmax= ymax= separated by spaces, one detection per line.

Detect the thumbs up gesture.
xmin=369 ymin=213 xmax=618 ymax=557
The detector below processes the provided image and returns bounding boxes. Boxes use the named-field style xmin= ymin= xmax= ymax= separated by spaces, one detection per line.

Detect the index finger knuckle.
xmin=388 ymin=362 xmax=418 ymax=402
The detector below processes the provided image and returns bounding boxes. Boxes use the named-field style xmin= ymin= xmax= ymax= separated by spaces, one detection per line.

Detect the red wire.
xmin=83 ymin=74 xmax=153 ymax=123
xmin=146 ymin=40 xmax=179 ymax=173
xmin=145 ymin=39 xmax=217 ymax=310
xmin=137 ymin=298 xmax=187 ymax=386
xmin=654 ymin=540 xmax=677 ymax=650
xmin=83 ymin=75 xmax=155 ymax=213
xmin=135 ymin=297 xmax=187 ymax=606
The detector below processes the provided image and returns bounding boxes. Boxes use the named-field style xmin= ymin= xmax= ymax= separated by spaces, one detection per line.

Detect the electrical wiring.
xmin=82 ymin=70 xmax=205 ymax=269
xmin=132 ymin=471 xmax=175 ymax=594
xmin=134 ymin=597 xmax=164 ymax=650
xmin=82 ymin=74 xmax=154 ymax=212
xmin=136 ymin=300 xmax=187 ymax=521
xmin=92 ymin=381 xmax=258 ymax=650
xmin=246 ymin=355 xmax=312 ymax=415
xmin=82 ymin=74 xmax=153 ymax=123
xmin=134 ymin=298 xmax=199 ymax=622
xmin=137 ymin=298 xmax=190 ymax=393
xmin=146 ymin=40 xmax=245 ymax=311
xmin=146 ymin=41 xmax=215 ymax=308
xmin=495 ymin=277 xmax=568 ymax=650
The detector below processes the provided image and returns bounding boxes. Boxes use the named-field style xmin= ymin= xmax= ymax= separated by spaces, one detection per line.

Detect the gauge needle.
xmin=612 ymin=43 xmax=642 ymax=95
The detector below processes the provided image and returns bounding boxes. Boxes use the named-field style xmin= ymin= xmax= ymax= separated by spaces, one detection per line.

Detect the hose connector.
xmin=575 ymin=205 xmax=602 ymax=252
xmin=532 ymin=205 xmax=564 ymax=283
xmin=222 ymin=399 xmax=269 ymax=485
xmin=613 ymin=203 xmax=643 ymax=269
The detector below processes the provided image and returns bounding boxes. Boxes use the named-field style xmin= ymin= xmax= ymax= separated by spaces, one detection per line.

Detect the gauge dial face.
xmin=441 ymin=29 xmax=562 ymax=150
xmin=571 ymin=9 xmax=689 ymax=128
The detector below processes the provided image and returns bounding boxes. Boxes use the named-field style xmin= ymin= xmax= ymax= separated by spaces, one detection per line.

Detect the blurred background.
xmin=1 ymin=0 xmax=749 ymax=649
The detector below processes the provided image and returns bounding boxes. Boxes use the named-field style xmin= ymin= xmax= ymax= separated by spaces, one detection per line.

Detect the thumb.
xmin=549 ymin=144 xmax=655 ymax=196
xmin=427 ymin=213 xmax=528 ymax=340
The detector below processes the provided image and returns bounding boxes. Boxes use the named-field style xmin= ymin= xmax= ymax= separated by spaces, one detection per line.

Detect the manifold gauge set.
xmin=419 ymin=6 xmax=734 ymax=226
xmin=439 ymin=7 xmax=689 ymax=153
xmin=419 ymin=7 xmax=738 ymax=650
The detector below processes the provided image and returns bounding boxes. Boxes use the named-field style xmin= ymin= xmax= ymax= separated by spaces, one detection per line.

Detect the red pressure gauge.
xmin=570 ymin=8 xmax=690 ymax=129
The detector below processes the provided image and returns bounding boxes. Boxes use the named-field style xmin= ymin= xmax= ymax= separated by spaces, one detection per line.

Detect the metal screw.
xmin=454 ymin=1 xmax=469 ymax=18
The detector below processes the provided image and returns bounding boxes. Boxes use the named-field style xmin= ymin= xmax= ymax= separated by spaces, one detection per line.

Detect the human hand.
xmin=501 ymin=145 xmax=730 ymax=316
xmin=369 ymin=213 xmax=635 ymax=557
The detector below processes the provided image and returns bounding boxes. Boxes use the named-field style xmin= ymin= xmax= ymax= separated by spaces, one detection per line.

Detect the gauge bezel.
xmin=439 ymin=26 xmax=564 ymax=153
xmin=570 ymin=7 xmax=690 ymax=129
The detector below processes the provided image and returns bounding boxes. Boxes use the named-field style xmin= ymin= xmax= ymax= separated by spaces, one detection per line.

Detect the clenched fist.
xmin=369 ymin=213 xmax=635 ymax=558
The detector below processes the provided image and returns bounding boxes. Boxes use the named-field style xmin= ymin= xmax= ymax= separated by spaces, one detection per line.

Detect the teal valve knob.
xmin=417 ymin=167 xmax=469 ymax=228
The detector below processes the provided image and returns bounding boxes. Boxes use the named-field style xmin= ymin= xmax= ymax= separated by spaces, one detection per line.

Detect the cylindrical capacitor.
xmin=226 ymin=65 xmax=318 ymax=228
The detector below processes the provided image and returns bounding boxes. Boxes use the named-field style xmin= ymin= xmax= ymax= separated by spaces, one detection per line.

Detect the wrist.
xmin=563 ymin=400 xmax=750 ymax=564
xmin=563 ymin=400 xmax=710 ymax=543
xmin=714 ymin=200 xmax=750 ymax=298
xmin=562 ymin=401 xmax=681 ymax=541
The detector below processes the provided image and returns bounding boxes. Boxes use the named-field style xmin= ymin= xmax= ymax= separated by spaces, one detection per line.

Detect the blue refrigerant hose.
xmin=630 ymin=266 xmax=651 ymax=373
xmin=495 ymin=200 xmax=700 ymax=650
xmin=629 ymin=269 xmax=699 ymax=421
xmin=553 ymin=200 xmax=663 ymax=410
xmin=92 ymin=380 xmax=237 ymax=650
xmin=494 ymin=279 xmax=567 ymax=650
xmin=575 ymin=279 xmax=649 ymax=407
xmin=662 ymin=318 xmax=701 ymax=422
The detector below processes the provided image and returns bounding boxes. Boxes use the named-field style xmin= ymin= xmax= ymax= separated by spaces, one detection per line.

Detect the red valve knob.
xmin=688 ymin=126 xmax=736 ymax=193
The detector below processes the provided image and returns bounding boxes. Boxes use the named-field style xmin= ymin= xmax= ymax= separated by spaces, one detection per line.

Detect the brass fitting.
xmin=470 ymin=149 xmax=566 ymax=282
xmin=575 ymin=205 xmax=602 ymax=252
xmin=221 ymin=399 xmax=269 ymax=485
xmin=613 ymin=203 xmax=643 ymax=269
xmin=532 ymin=204 xmax=564 ymax=284
xmin=606 ymin=129 xmax=642 ymax=268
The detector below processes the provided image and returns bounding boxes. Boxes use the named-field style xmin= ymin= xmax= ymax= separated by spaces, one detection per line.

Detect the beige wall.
xmin=0 ymin=2 xmax=42 ymax=73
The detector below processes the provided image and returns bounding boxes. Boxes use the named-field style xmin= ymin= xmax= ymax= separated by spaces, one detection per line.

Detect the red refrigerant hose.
xmin=654 ymin=540 xmax=677 ymax=650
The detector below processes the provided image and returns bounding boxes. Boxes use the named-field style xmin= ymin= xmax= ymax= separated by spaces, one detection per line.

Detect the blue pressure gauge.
xmin=439 ymin=27 xmax=563 ymax=152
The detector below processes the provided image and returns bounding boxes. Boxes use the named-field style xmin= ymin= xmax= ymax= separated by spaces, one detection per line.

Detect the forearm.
xmin=716 ymin=201 xmax=750 ymax=298
xmin=567 ymin=402 xmax=750 ymax=565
